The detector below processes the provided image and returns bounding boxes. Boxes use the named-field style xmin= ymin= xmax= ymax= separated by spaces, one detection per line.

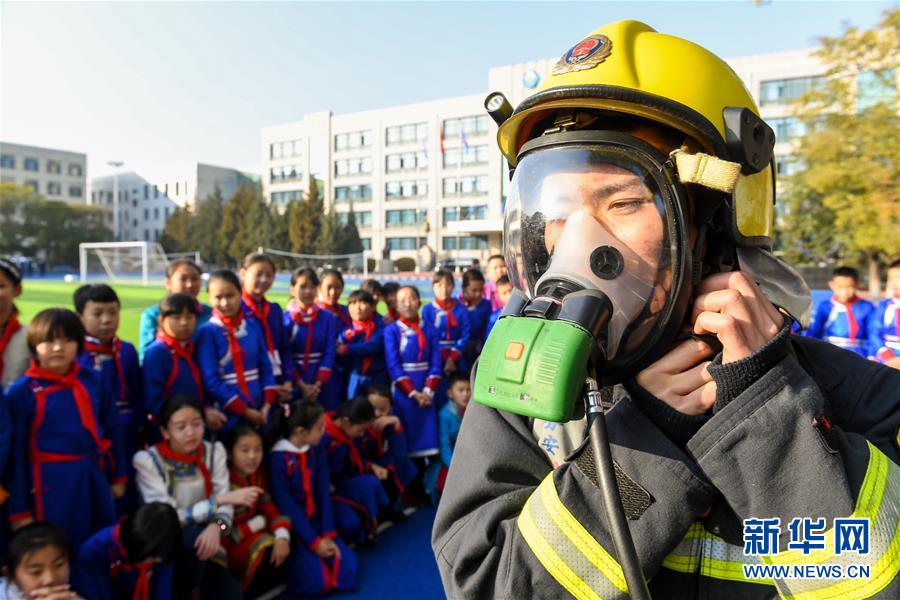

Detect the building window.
xmin=334 ymin=184 xmax=372 ymax=202
xmin=385 ymin=179 xmax=427 ymax=200
xmin=152 ymin=207 xmax=158 ymax=220
xmin=442 ymin=115 xmax=490 ymax=138
xmin=270 ymin=139 xmax=302 ymax=159
xmin=144 ymin=208 xmax=149 ymax=220
xmin=271 ymin=164 xmax=303 ymax=183
xmin=334 ymin=157 xmax=373 ymax=177
xmin=385 ymin=151 xmax=427 ymax=173
xmin=443 ymin=175 xmax=488 ymax=197
xmin=46 ymin=160 xmax=61 ymax=174
xmin=443 ymin=205 xmax=487 ymax=222
xmin=334 ymin=130 xmax=373 ymax=151
xmin=336 ymin=211 xmax=373 ymax=227
xmin=386 ymin=209 xmax=426 ymax=228
xmin=385 ymin=123 xmax=428 ymax=146
xmin=0 ymin=154 xmax=14 ymax=169
xmin=132 ymin=198 xmax=137 ymax=208
xmin=165 ymin=207 xmax=170 ymax=218
xmin=46 ymin=181 xmax=61 ymax=195
xmin=857 ymin=68 xmax=897 ymax=111
xmin=766 ymin=117 xmax=807 ymax=143
xmin=386 ymin=236 xmax=424 ymax=250
xmin=23 ymin=157 xmax=39 ymax=172
xmin=68 ymin=163 xmax=83 ymax=177
xmin=759 ymin=76 xmax=826 ymax=107
xmin=443 ymin=235 xmax=489 ymax=250
xmin=443 ymin=145 xmax=489 ymax=168
xmin=271 ymin=190 xmax=303 ymax=205
xmin=133 ymin=219 xmax=138 ymax=228
xmin=25 ymin=180 xmax=39 ymax=193
xmin=154 ymin=186 xmax=159 ymax=198
xmin=68 ymin=186 xmax=82 ymax=198
xmin=360 ymin=238 xmax=371 ymax=251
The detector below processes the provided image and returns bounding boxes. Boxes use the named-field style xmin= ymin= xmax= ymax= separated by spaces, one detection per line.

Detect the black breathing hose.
xmin=584 ymin=377 xmax=652 ymax=600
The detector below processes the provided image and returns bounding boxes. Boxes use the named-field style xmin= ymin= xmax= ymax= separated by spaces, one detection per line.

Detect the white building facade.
xmin=90 ymin=163 xmax=252 ymax=243
xmin=0 ymin=142 xmax=87 ymax=204
xmin=262 ymin=45 xmax=875 ymax=268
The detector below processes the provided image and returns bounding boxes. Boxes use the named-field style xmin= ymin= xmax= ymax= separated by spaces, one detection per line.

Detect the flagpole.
xmin=456 ymin=128 xmax=463 ymax=267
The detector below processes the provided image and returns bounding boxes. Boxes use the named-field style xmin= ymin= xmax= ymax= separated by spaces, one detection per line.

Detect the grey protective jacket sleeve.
xmin=432 ymin=390 xmax=718 ymax=599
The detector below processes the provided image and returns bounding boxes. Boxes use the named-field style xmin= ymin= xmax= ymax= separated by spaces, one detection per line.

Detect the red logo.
xmin=570 ymin=39 xmax=600 ymax=59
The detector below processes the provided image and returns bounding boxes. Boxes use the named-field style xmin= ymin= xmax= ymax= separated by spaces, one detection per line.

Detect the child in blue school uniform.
xmin=0 ymin=258 xmax=29 ymax=392
xmin=422 ymin=270 xmax=471 ymax=380
xmin=198 ymin=270 xmax=278 ymax=433
xmin=360 ymin=384 xmax=417 ymax=514
xmin=268 ymin=400 xmax=358 ymax=597
xmin=322 ymin=397 xmax=390 ymax=545
xmin=317 ymin=269 xmax=352 ymax=406
xmin=285 ymin=268 xmax=340 ymax=409
xmin=458 ymin=269 xmax=492 ymax=368
xmin=240 ymin=253 xmax=295 ymax=402
xmin=74 ymin=283 xmax=142 ymax=515
xmin=6 ymin=309 xmax=125 ymax=549
xmin=869 ymin=258 xmax=900 ymax=366
xmin=138 ymin=259 xmax=212 ymax=362
xmin=75 ymin=502 xmax=181 ymax=600
xmin=383 ymin=285 xmax=444 ymax=462
xmin=486 ymin=274 xmax=513 ymax=338
xmin=337 ymin=290 xmax=388 ymax=400
xmin=425 ymin=371 xmax=470 ymax=503
xmin=804 ymin=266 xmax=875 ymax=357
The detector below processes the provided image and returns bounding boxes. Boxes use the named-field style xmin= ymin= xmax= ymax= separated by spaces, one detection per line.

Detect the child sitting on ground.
xmin=0 ymin=522 xmax=83 ymax=600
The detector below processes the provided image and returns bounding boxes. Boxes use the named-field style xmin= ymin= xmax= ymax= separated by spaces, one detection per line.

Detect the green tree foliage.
xmin=315 ymin=209 xmax=341 ymax=256
xmin=289 ymin=178 xmax=322 ymax=254
xmin=159 ymin=206 xmax=193 ymax=253
xmin=340 ymin=203 xmax=364 ymax=254
xmin=220 ymin=183 xmax=270 ymax=265
xmin=780 ymin=8 xmax=899 ymax=295
xmin=0 ymin=182 xmax=111 ymax=266
xmin=192 ymin=186 xmax=226 ymax=265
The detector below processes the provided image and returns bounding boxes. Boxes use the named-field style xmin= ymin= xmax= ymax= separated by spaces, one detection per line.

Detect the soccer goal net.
xmin=79 ymin=241 xmax=173 ymax=286
xmin=259 ymin=247 xmax=369 ymax=277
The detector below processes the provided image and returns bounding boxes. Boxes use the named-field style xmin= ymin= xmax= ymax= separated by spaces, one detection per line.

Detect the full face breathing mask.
xmin=475 ymin=130 xmax=694 ymax=422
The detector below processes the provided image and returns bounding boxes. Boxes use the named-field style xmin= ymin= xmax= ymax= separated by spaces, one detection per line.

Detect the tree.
xmin=289 ymin=178 xmax=322 ymax=254
xmin=315 ymin=209 xmax=341 ymax=255
xmin=780 ymin=8 xmax=899 ymax=296
xmin=339 ymin=203 xmax=364 ymax=254
xmin=220 ymin=183 xmax=267 ymax=265
xmin=193 ymin=186 xmax=226 ymax=266
xmin=160 ymin=206 xmax=192 ymax=253
xmin=0 ymin=182 xmax=111 ymax=266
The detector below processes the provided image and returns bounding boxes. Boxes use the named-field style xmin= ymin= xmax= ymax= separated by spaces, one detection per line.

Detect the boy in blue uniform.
xmin=425 ymin=371 xmax=470 ymax=503
xmin=75 ymin=283 xmax=142 ymax=514
xmin=805 ymin=266 xmax=876 ymax=357
xmin=869 ymin=259 xmax=900 ymax=367
xmin=485 ymin=275 xmax=513 ymax=338
xmin=422 ymin=270 xmax=471 ymax=377
xmin=337 ymin=290 xmax=388 ymax=400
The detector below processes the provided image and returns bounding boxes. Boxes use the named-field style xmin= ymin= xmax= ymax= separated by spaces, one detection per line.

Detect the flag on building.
xmin=461 ymin=129 xmax=470 ymax=153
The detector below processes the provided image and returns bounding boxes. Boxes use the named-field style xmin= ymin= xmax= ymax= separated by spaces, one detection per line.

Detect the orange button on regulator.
xmin=505 ymin=342 xmax=525 ymax=361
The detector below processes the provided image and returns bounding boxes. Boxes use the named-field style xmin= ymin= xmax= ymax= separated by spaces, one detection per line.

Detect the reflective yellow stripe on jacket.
xmin=762 ymin=442 xmax=900 ymax=600
xmin=518 ymin=472 xmax=629 ymax=599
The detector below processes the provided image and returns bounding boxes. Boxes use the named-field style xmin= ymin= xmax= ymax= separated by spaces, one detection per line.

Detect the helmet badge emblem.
xmin=552 ymin=34 xmax=612 ymax=75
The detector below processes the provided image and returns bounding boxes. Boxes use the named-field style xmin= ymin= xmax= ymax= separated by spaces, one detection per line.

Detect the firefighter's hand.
xmin=692 ymin=271 xmax=784 ymax=364
xmin=636 ymin=338 xmax=717 ymax=416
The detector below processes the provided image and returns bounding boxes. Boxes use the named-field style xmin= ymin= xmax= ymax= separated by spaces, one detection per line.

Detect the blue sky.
xmin=1 ymin=1 xmax=894 ymax=178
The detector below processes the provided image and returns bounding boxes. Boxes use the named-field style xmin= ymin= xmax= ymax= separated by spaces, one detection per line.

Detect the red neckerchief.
xmin=457 ymin=293 xmax=472 ymax=308
xmin=833 ymin=295 xmax=860 ymax=339
xmin=156 ymin=332 xmax=203 ymax=402
xmin=399 ymin=316 xmax=427 ymax=362
xmin=285 ymin=450 xmax=315 ymax=518
xmin=84 ymin=336 xmax=126 ymax=403
xmin=25 ymin=360 xmax=111 ymax=455
xmin=344 ymin=319 xmax=376 ymax=374
xmin=435 ymin=298 xmax=457 ymax=338
xmin=214 ymin=310 xmax=252 ymax=401
xmin=317 ymin=300 xmax=351 ymax=326
xmin=387 ymin=307 xmax=400 ymax=322
xmin=324 ymin=413 xmax=365 ymax=474
xmin=291 ymin=304 xmax=320 ymax=374
xmin=242 ymin=291 xmax=276 ymax=355
xmin=111 ymin=524 xmax=153 ymax=600
xmin=0 ymin=313 xmax=22 ymax=379
xmin=156 ymin=440 xmax=212 ymax=497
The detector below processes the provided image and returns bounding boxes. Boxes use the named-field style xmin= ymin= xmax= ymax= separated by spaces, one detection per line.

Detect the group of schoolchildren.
xmin=0 ymin=252 xmax=514 ymax=599
xmin=803 ymin=261 xmax=900 ymax=366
